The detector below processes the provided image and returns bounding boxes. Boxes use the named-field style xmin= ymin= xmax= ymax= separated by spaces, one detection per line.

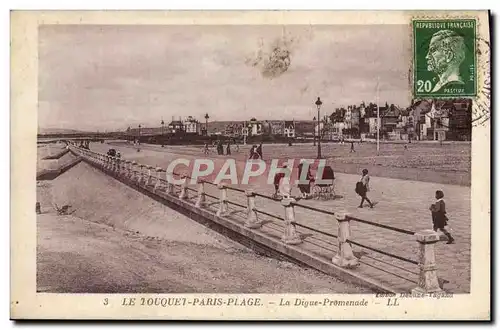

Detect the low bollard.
xmin=412 ymin=229 xmax=444 ymax=294
xmin=179 ymin=174 xmax=189 ymax=199
xmin=216 ymin=183 xmax=229 ymax=217
xmin=245 ymin=189 xmax=262 ymax=229
xmin=281 ymin=197 xmax=302 ymax=245
xmin=153 ymin=167 xmax=165 ymax=192
xmin=195 ymin=179 xmax=206 ymax=208
xmin=331 ymin=213 xmax=359 ymax=268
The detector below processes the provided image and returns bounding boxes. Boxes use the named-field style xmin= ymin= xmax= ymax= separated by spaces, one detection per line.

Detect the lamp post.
xmin=204 ymin=113 xmax=209 ymax=136
xmin=313 ymin=116 xmax=316 ymax=146
xmin=315 ymin=97 xmax=323 ymax=159
xmin=161 ymin=119 xmax=165 ymax=147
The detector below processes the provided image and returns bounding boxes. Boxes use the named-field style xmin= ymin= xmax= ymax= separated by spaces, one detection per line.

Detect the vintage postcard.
xmin=10 ymin=10 xmax=491 ymax=320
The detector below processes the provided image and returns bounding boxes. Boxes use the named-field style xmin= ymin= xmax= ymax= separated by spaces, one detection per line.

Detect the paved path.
xmin=90 ymin=142 xmax=471 ymax=293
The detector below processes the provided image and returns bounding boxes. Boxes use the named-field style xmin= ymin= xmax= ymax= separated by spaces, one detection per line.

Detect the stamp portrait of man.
xmin=425 ymin=29 xmax=467 ymax=93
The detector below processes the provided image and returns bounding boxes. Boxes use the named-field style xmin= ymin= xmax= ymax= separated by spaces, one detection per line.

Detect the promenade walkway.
xmin=90 ymin=142 xmax=471 ymax=293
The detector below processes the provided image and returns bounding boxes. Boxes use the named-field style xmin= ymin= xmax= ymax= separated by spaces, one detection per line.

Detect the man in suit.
xmin=425 ymin=29 xmax=466 ymax=93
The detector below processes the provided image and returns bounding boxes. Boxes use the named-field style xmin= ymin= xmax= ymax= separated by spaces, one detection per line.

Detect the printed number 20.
xmin=417 ymin=80 xmax=433 ymax=92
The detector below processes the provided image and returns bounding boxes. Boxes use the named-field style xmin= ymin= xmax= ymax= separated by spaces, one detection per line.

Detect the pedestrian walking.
xmin=203 ymin=142 xmax=209 ymax=156
xmin=350 ymin=141 xmax=356 ymax=153
xmin=249 ymin=144 xmax=260 ymax=160
xmin=355 ymin=169 xmax=373 ymax=208
xmin=429 ymin=190 xmax=455 ymax=244
xmin=217 ymin=141 xmax=223 ymax=155
xmin=226 ymin=142 xmax=231 ymax=155
xmin=256 ymin=143 xmax=263 ymax=160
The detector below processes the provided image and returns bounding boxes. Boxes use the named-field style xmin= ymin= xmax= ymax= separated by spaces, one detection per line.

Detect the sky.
xmin=38 ymin=24 xmax=412 ymax=131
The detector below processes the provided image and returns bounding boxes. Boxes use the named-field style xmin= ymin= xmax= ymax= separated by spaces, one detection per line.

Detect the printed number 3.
xmin=417 ymin=80 xmax=433 ymax=92
xmin=103 ymin=298 xmax=109 ymax=306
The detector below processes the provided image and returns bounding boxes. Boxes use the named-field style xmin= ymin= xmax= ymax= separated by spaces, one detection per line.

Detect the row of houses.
xmin=125 ymin=99 xmax=472 ymax=142
xmin=323 ymin=99 xmax=472 ymax=141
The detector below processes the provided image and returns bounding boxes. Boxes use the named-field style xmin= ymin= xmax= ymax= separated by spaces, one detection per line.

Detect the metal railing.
xmin=68 ymin=143 xmax=447 ymax=293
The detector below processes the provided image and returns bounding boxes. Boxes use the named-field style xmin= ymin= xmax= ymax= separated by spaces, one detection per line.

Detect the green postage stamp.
xmin=413 ymin=19 xmax=477 ymax=97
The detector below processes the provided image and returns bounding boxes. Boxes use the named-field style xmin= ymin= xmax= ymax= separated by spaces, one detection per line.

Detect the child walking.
xmin=429 ymin=190 xmax=455 ymax=244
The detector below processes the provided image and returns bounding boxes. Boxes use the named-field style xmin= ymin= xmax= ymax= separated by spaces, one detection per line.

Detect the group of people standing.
xmin=205 ymin=140 xmax=237 ymax=156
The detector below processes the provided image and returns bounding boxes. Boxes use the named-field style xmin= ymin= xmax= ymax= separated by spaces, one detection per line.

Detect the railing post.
xmin=281 ymin=197 xmax=302 ymax=244
xmin=115 ymin=158 xmax=122 ymax=175
xmin=145 ymin=165 xmax=154 ymax=187
xmin=110 ymin=157 xmax=116 ymax=174
xmin=137 ymin=164 xmax=145 ymax=185
xmin=114 ymin=158 xmax=120 ymax=175
xmin=124 ymin=160 xmax=131 ymax=177
xmin=97 ymin=154 xmax=103 ymax=168
xmin=216 ymin=183 xmax=229 ymax=217
xmin=120 ymin=159 xmax=127 ymax=176
xmin=332 ymin=213 xmax=359 ymax=268
xmin=166 ymin=171 xmax=175 ymax=195
xmin=142 ymin=164 xmax=149 ymax=185
xmin=179 ymin=174 xmax=188 ymax=200
xmin=245 ymin=189 xmax=262 ymax=229
xmin=130 ymin=161 xmax=138 ymax=181
xmin=195 ymin=179 xmax=206 ymax=208
xmin=412 ymin=229 xmax=443 ymax=294
xmin=154 ymin=167 xmax=164 ymax=192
